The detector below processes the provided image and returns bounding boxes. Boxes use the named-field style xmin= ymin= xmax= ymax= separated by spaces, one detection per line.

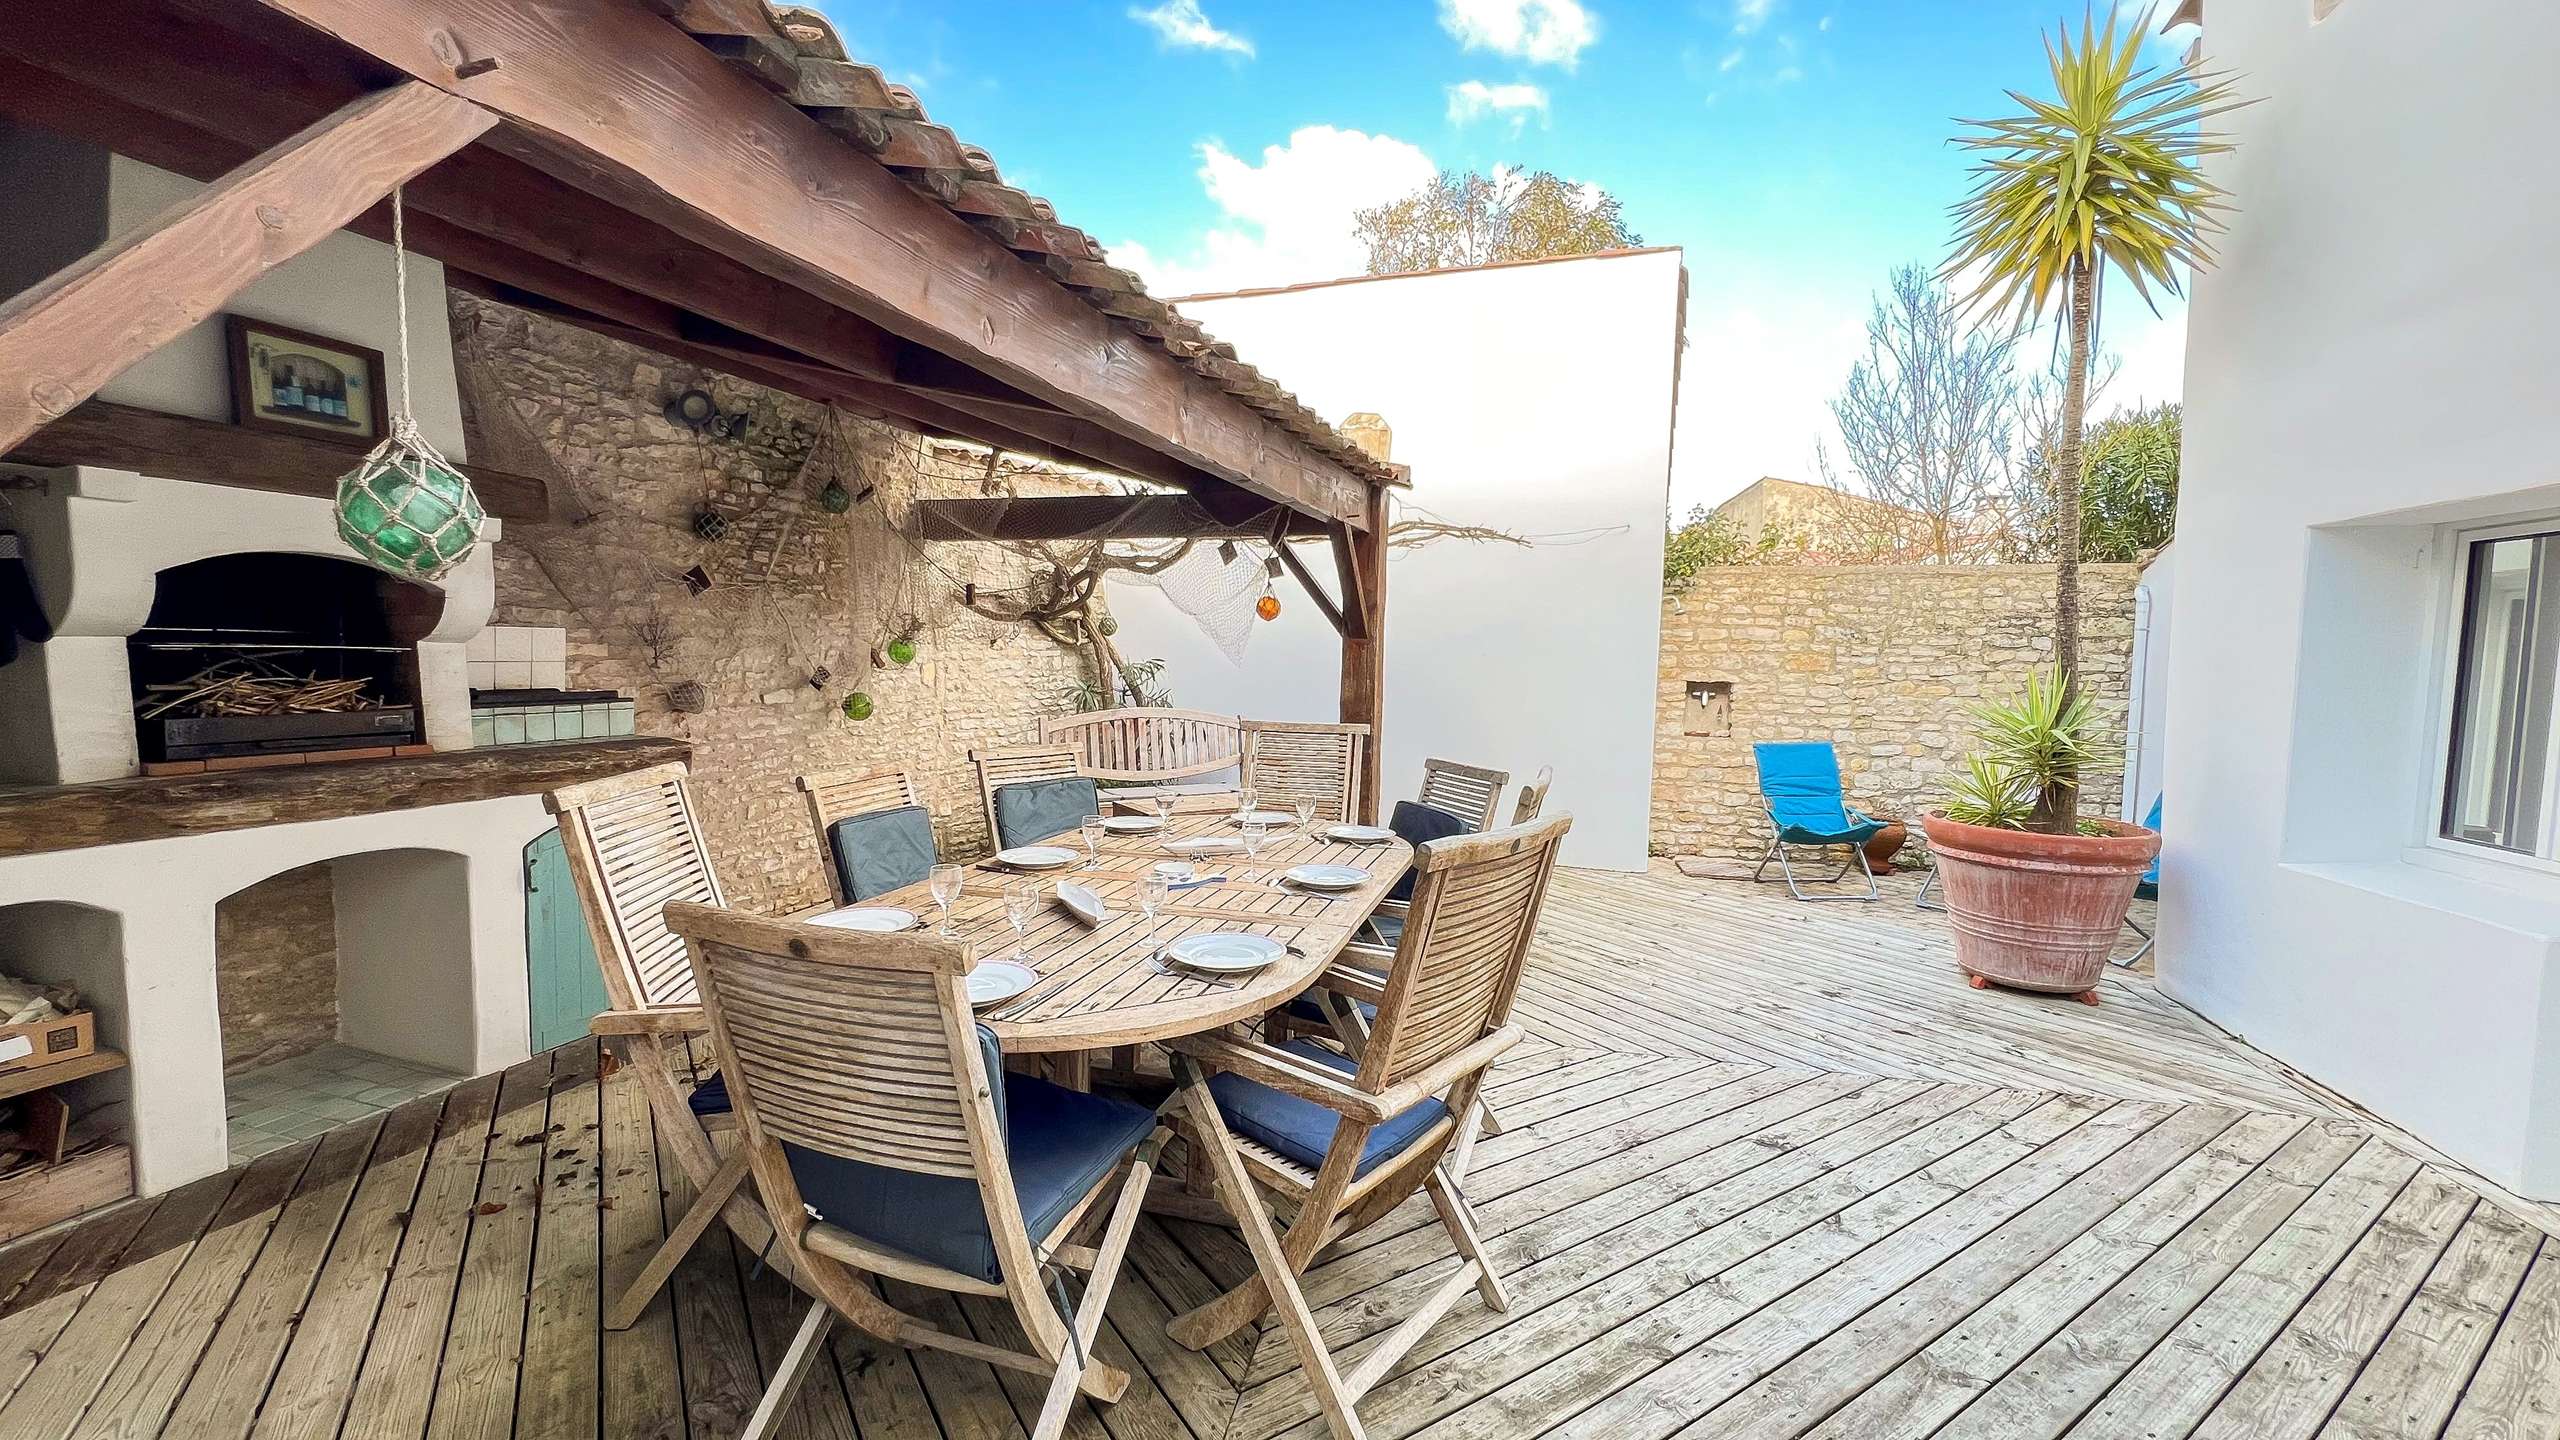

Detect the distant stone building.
xmin=1712 ymin=476 xmax=1935 ymax=563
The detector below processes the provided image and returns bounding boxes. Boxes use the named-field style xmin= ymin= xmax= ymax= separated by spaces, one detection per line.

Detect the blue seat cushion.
xmin=688 ymin=1071 xmax=731 ymax=1118
xmin=1285 ymin=942 xmax=1389 ymax=1026
xmin=782 ymin=1028 xmax=1155 ymax=1285
xmin=1775 ymin=814 xmax=1887 ymax=846
xmin=1385 ymin=801 xmax=1470 ymax=903
xmin=828 ymin=804 xmax=938 ymax=902
xmin=1208 ymin=1038 xmax=1451 ymax=1178
xmin=993 ymin=777 xmax=1101 ymax=851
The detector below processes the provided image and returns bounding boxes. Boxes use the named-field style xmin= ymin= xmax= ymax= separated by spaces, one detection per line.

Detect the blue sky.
xmin=814 ymin=1 xmax=2195 ymax=513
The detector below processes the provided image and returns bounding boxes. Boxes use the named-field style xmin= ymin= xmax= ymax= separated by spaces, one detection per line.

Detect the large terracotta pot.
xmin=1919 ymin=811 xmax=2159 ymax=1002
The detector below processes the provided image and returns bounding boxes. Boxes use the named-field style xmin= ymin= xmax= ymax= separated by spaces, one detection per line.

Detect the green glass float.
xmin=334 ymin=425 xmax=486 ymax=582
xmin=841 ymin=691 xmax=876 ymax=722
xmin=332 ymin=183 xmax=486 ymax=583
xmin=818 ymin=479 xmax=853 ymax=514
xmin=886 ymin=637 xmax=917 ymax=666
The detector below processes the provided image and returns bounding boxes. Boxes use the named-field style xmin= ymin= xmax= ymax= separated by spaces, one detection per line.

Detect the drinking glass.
xmin=1079 ymin=818 xmax=1106 ymax=869
xmin=1003 ymin=879 xmax=1040 ymax=961
xmin=1240 ymin=817 xmax=1268 ymax=861
xmin=1153 ymin=791 xmax=1177 ymax=826
xmin=1141 ymin=873 xmax=1172 ymax=970
xmin=1236 ymin=786 xmax=1258 ymax=820
xmin=1294 ymin=798 xmax=1317 ymax=830
xmin=928 ymin=863 xmax=964 ymax=937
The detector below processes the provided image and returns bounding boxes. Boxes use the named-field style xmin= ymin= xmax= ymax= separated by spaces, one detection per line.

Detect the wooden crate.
xmin=0 ymin=1144 xmax=133 ymax=1245
xmin=0 ymin=1010 xmax=95 ymax=1077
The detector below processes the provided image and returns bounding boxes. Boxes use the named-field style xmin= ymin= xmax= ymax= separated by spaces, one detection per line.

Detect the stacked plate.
xmin=1325 ymin=823 xmax=1396 ymax=844
xmin=809 ymin=906 xmax=916 ymax=931
xmin=1160 ymin=933 xmax=1285 ymax=974
xmin=1283 ymin=864 xmax=1368 ymax=892
xmin=994 ymin=845 xmax=1079 ymax=870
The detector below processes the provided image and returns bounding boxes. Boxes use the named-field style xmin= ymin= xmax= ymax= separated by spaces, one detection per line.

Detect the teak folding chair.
xmin=1241 ymin=719 xmax=1370 ymax=823
xmin=1166 ymin=813 xmax=1572 ymax=1440
xmin=969 ymin=744 xmax=1083 ymax=851
xmin=796 ymin=765 xmax=925 ymax=906
xmin=1416 ymin=756 xmax=1509 ymax=831
xmin=661 ymin=902 xmax=1171 ymax=1440
xmin=546 ymin=761 xmax=780 ymax=1330
xmin=1509 ymin=765 xmax=1554 ymax=824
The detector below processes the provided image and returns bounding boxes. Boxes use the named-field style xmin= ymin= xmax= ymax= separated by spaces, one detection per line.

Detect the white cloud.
xmin=1731 ymin=0 xmax=1778 ymax=35
xmin=1717 ymin=48 xmax=1744 ymax=72
xmin=1438 ymin=0 xmax=1597 ymax=69
xmin=1446 ymin=79 xmax=1551 ymax=129
xmin=1108 ymin=125 xmax=1439 ymax=297
xmin=1129 ymin=0 xmax=1254 ymax=57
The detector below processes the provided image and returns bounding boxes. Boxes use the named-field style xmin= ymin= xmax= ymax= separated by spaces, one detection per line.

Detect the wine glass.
xmin=1003 ymin=879 xmax=1040 ymax=962
xmin=1236 ymin=786 xmax=1258 ymax=822
xmin=1153 ymin=791 xmax=1177 ymax=828
xmin=1141 ymin=873 xmax=1172 ymax=971
xmin=1079 ymin=818 xmax=1106 ymax=869
xmin=1294 ymin=798 xmax=1317 ymax=831
xmin=928 ymin=863 xmax=964 ymax=937
xmin=1240 ymin=816 xmax=1268 ymax=861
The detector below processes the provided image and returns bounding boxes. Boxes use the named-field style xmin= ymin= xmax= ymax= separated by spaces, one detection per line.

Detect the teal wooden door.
xmin=525 ymin=828 xmax=609 ymax=1051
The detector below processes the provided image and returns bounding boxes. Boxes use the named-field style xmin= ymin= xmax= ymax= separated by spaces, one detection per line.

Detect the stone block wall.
xmin=1652 ymin=563 xmax=2140 ymax=859
xmin=452 ymin=293 xmax=1103 ymax=915
xmin=213 ymin=861 xmax=337 ymax=1074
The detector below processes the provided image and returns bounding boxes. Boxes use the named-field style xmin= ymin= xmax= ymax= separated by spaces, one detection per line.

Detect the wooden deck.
xmin=1 ymin=864 xmax=2554 ymax=1440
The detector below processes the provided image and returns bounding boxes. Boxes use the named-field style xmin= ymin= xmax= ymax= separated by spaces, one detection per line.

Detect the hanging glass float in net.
xmin=333 ymin=184 xmax=486 ymax=582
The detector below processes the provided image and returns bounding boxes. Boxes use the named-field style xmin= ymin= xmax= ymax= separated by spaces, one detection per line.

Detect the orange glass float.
xmin=1256 ymin=593 xmax=1281 ymax=621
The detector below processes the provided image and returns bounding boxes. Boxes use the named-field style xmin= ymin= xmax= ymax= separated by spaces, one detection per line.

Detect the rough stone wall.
xmin=1652 ymin=563 xmax=2140 ymax=859
xmin=451 ymin=293 xmax=1101 ymax=915
xmin=213 ymin=861 xmax=338 ymax=1074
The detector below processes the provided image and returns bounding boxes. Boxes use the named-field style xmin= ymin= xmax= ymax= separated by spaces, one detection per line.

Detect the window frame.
xmin=2425 ymin=515 xmax=2560 ymax=877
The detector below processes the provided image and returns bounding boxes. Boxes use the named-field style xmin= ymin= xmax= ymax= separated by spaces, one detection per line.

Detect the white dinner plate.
xmin=1325 ymin=824 xmax=1396 ymax=844
xmin=1162 ymin=933 xmax=1286 ymax=974
xmin=995 ymin=845 xmax=1079 ymax=870
xmin=1162 ymin=835 xmax=1243 ymax=856
xmin=1101 ymin=815 xmax=1162 ymax=833
xmin=966 ymin=959 xmax=1039 ymax=1007
xmin=1232 ymin=809 xmax=1296 ymax=827
xmin=1284 ymin=864 xmax=1370 ymax=892
xmin=809 ymin=906 xmax=916 ymax=932
xmin=1055 ymin=881 xmax=1109 ymax=927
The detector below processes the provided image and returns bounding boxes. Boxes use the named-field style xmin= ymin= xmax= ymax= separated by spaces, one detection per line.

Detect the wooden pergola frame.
xmin=0 ymin=0 xmax=1399 ymax=800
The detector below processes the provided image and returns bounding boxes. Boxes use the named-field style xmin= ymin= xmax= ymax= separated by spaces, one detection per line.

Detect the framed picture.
xmin=225 ymin=315 xmax=389 ymax=445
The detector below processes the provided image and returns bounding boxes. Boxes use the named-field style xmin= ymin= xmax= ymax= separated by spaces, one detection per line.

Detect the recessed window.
xmin=2442 ymin=529 xmax=2560 ymax=855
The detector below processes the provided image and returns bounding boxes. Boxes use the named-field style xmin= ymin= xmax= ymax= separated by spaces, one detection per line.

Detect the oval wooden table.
xmin=858 ymin=806 xmax=1411 ymax=1057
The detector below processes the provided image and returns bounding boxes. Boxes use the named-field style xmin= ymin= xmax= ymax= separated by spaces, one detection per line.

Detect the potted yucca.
xmin=1923 ymin=5 xmax=2244 ymax=996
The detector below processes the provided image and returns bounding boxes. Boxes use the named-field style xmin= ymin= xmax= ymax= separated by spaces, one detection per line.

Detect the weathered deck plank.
xmin=0 ymin=863 xmax=2550 ymax=1440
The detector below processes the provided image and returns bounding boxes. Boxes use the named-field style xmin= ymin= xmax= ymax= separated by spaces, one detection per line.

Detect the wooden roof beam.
xmin=917 ymin=496 xmax=1325 ymax=544
xmin=0 ymin=80 xmax=494 ymax=453
xmin=246 ymin=0 xmax=1379 ymax=527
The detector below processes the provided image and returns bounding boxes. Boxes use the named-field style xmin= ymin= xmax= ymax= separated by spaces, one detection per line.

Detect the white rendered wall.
xmin=2122 ymin=542 xmax=2173 ymax=822
xmin=2167 ymin=0 xmax=2560 ymax=1197
xmin=1109 ymin=249 xmax=1684 ymax=870
xmin=0 ymin=797 xmax=549 ymax=1193
xmin=97 ymin=154 xmax=470 ymax=460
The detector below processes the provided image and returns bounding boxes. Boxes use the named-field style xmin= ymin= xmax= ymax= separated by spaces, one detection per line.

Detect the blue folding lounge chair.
xmin=1751 ymin=742 xmax=1886 ymax=901
xmin=2119 ymin=796 xmax=2162 ymax=965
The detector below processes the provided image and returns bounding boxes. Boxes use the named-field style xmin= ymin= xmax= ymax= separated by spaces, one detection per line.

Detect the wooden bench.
xmin=1038 ymin=707 xmax=1241 ymax=786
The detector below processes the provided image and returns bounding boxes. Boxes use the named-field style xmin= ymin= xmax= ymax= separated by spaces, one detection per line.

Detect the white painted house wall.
xmin=1107 ymin=249 xmax=1685 ymax=870
xmin=2122 ymin=541 xmax=2173 ymax=824
xmin=2167 ymin=0 xmax=2560 ymax=1197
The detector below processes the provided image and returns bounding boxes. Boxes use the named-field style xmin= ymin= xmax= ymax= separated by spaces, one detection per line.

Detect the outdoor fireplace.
xmin=128 ymin=552 xmax=428 ymax=764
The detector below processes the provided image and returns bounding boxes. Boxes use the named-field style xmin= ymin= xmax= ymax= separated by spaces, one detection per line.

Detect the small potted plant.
xmin=1921 ymin=670 xmax=2156 ymax=1003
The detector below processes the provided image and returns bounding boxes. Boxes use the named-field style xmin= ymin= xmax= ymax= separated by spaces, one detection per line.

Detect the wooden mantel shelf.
xmin=0 ymin=738 xmax=690 ymax=860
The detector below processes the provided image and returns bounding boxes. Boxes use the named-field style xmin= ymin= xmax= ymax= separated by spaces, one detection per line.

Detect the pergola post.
xmin=0 ymin=80 xmax=495 ymax=453
xmin=1338 ymin=488 xmax=1389 ymax=824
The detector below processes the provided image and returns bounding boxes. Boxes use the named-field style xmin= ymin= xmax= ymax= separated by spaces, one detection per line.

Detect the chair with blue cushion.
xmin=1161 ymin=813 xmax=1572 ymax=1435
xmin=971 ymin=743 xmax=1090 ymax=852
xmin=1750 ymin=741 xmax=1888 ymax=901
xmin=796 ymin=765 xmax=934 ymax=905
xmin=993 ymin=775 xmax=1103 ymax=852
xmin=665 ymin=901 xmax=1169 ymax=1440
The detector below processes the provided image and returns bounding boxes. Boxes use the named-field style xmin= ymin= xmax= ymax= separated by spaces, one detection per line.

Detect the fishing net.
xmin=1112 ymin=539 xmax=1268 ymax=665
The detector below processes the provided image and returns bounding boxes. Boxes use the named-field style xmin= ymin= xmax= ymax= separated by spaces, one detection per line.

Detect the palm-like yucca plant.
xmin=1943 ymin=669 xmax=2124 ymax=834
xmin=1945 ymin=5 xmax=2248 ymax=832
